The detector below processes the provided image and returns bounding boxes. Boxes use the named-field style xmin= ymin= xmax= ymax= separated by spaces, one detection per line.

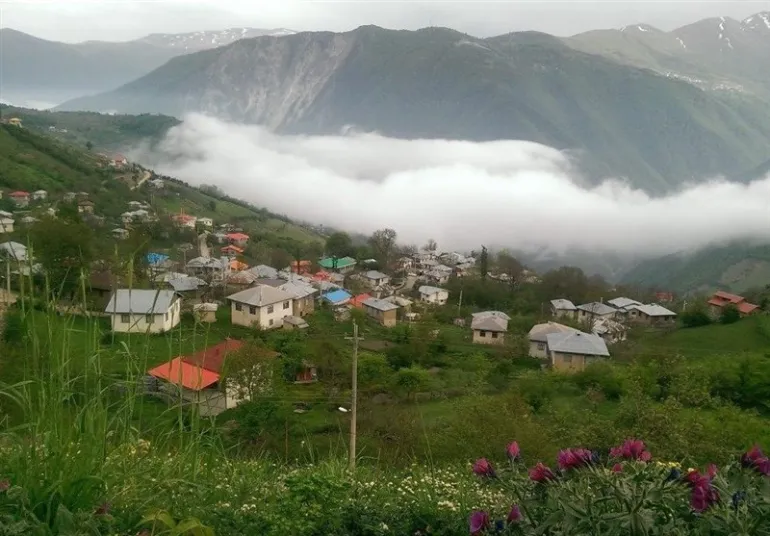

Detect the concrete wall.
xmin=109 ymin=299 xmax=181 ymax=333
xmin=364 ymin=306 xmax=397 ymax=327
xmin=529 ymin=340 xmax=548 ymax=358
xmin=420 ymin=291 xmax=448 ymax=305
xmin=473 ymin=329 xmax=505 ymax=345
xmin=231 ymin=299 xmax=293 ymax=329
xmin=550 ymin=351 xmax=604 ymax=373
xmin=292 ymin=295 xmax=315 ymax=317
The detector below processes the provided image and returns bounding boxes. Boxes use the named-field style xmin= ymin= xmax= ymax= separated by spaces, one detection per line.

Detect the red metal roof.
xmin=226 ymin=232 xmax=249 ymax=240
xmin=149 ymin=358 xmax=219 ymax=391
xmin=181 ymin=339 xmax=246 ymax=374
xmin=712 ymin=291 xmax=745 ymax=304
xmin=738 ymin=302 xmax=760 ymax=315
xmin=351 ymin=293 xmax=372 ymax=308
xmin=221 ymin=245 xmax=244 ymax=253
xmin=9 ymin=191 xmax=29 ymax=197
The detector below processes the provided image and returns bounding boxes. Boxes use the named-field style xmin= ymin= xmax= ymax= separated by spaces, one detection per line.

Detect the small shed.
xmin=193 ymin=302 xmax=219 ymax=323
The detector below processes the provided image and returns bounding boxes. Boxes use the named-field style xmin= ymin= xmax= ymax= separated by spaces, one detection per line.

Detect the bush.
xmin=720 ymin=304 xmax=741 ymax=325
xmin=680 ymin=309 xmax=712 ymax=328
xmin=572 ymin=362 xmax=626 ymax=400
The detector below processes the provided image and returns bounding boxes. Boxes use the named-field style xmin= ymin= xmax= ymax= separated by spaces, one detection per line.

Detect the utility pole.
xmin=457 ymin=288 xmax=463 ymax=318
xmin=345 ymin=320 xmax=361 ymax=470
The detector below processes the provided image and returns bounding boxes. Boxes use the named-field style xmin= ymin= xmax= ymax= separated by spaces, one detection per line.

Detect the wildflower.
xmin=529 ymin=462 xmax=556 ymax=483
xmin=0 ymin=479 xmax=9 ymax=493
xmin=665 ymin=468 xmax=682 ymax=483
xmin=611 ymin=463 xmax=623 ymax=474
xmin=741 ymin=445 xmax=770 ymax=476
xmin=610 ymin=439 xmax=652 ymax=462
xmin=506 ymin=441 xmax=521 ymax=462
xmin=506 ymin=505 xmax=522 ymax=524
xmin=94 ymin=502 xmax=111 ymax=516
xmin=732 ymin=491 xmax=746 ymax=511
xmin=472 ymin=458 xmax=496 ymax=478
xmin=685 ymin=467 xmax=720 ymax=513
xmin=557 ymin=448 xmax=594 ymax=471
xmin=469 ymin=510 xmax=490 ymax=535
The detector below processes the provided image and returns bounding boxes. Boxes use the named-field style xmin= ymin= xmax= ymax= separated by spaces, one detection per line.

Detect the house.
xmin=20 ymin=216 xmax=38 ymax=225
xmin=592 ymin=318 xmax=628 ymax=344
xmin=576 ymin=302 xmax=617 ymax=323
xmin=146 ymin=252 xmax=171 ymax=272
xmin=77 ymin=200 xmax=95 ymax=214
xmin=63 ymin=192 xmax=76 ymax=202
xmin=104 ymin=289 xmax=181 ymax=333
xmin=362 ymin=298 xmax=399 ymax=327
xmin=295 ymin=362 xmax=318 ymax=383
xmin=350 ymin=293 xmax=372 ymax=308
xmin=707 ymin=291 xmax=759 ymax=318
xmin=655 ymin=292 xmax=674 ymax=303
xmin=193 ymin=303 xmax=218 ymax=323
xmin=277 ymin=281 xmax=317 ymax=317
xmin=625 ymin=304 xmax=677 ymax=326
xmin=186 ymin=256 xmax=228 ymax=279
xmin=149 ymin=179 xmax=165 ymax=189
xmin=527 ymin=322 xmax=579 ymax=358
xmin=253 ymin=277 xmax=286 ymax=288
xmin=167 ymin=276 xmax=207 ymax=296
xmin=289 ymin=260 xmax=313 ymax=274
xmin=32 ymin=190 xmax=48 ymax=201
xmin=284 ymin=316 xmax=309 ymax=330
xmin=321 ymin=289 xmax=352 ymax=307
xmin=128 ymin=201 xmax=143 ymax=210
xmin=550 ymin=299 xmax=577 ymax=319
xmin=362 ymin=270 xmax=390 ymax=289
xmin=111 ymin=154 xmax=128 ymax=167
xmin=418 ymin=285 xmax=448 ymax=305
xmin=425 ymin=268 xmax=451 ymax=285
xmin=8 ymin=118 xmax=22 ymax=127
xmin=111 ymin=228 xmax=129 ymax=240
xmin=546 ymin=331 xmax=610 ymax=372
xmin=319 ymin=256 xmax=357 ymax=274
xmin=198 ymin=217 xmax=214 ymax=229
xmin=173 ymin=213 xmax=197 ymax=229
xmin=471 ymin=311 xmax=510 ymax=345
xmin=9 ymin=191 xmax=29 ymax=207
xmin=88 ymin=268 xmax=120 ymax=306
xmin=0 ymin=241 xmax=28 ymax=262
xmin=226 ymin=271 xmax=258 ymax=288
xmin=383 ymin=295 xmax=413 ymax=314
xmin=226 ymin=232 xmax=250 ymax=247
xmin=607 ymin=297 xmax=642 ymax=310
xmin=227 ymin=285 xmax=295 ymax=329
xmin=221 ymin=244 xmax=244 ymax=256
xmin=0 ymin=211 xmax=14 ymax=233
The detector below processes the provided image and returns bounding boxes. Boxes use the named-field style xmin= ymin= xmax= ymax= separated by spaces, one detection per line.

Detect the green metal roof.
xmin=319 ymin=256 xmax=357 ymax=269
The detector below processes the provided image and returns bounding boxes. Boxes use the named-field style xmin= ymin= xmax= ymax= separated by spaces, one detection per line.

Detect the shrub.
xmin=572 ymin=362 xmax=626 ymax=400
xmin=720 ymin=304 xmax=741 ymax=325
xmin=680 ymin=309 xmax=712 ymax=328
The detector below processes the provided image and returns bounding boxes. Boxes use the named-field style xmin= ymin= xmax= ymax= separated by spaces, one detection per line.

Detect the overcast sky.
xmin=2 ymin=0 xmax=769 ymax=43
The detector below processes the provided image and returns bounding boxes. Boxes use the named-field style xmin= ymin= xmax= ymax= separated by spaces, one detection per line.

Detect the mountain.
xmin=58 ymin=25 xmax=770 ymax=193
xmin=135 ymin=28 xmax=295 ymax=52
xmin=0 ymin=28 xmax=295 ymax=108
xmin=565 ymin=13 xmax=770 ymax=99
xmin=621 ymin=241 xmax=770 ymax=295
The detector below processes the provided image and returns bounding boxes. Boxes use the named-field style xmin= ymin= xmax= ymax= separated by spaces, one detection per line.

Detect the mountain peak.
xmin=619 ymin=24 xmax=661 ymax=34
xmin=742 ymin=11 xmax=770 ymax=31
xmin=135 ymin=27 xmax=297 ymax=52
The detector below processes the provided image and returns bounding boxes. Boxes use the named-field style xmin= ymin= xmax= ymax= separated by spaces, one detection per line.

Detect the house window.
xmin=537 ymin=343 xmax=545 ymax=351
xmin=165 ymin=312 xmax=169 ymax=321
xmin=491 ymin=332 xmax=498 ymax=339
xmin=563 ymin=355 xmax=573 ymax=364
xmin=146 ymin=314 xmax=154 ymax=324
xmin=283 ymin=301 xmax=290 ymax=310
xmin=249 ymin=306 xmax=257 ymax=315
xmin=479 ymin=330 xmax=487 ymax=337
xmin=120 ymin=314 xmax=130 ymax=324
xmin=267 ymin=305 xmax=274 ymax=314
xmin=269 ymin=319 xmax=274 ymax=326
xmin=235 ymin=303 xmax=242 ymax=312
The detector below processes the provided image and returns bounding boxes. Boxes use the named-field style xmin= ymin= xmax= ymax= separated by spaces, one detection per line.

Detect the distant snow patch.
xmin=676 ymin=37 xmax=686 ymax=49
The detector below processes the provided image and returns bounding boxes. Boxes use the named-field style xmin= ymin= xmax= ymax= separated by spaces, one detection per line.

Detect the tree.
xmin=222 ymin=343 xmax=280 ymax=401
xmin=497 ymin=250 xmax=523 ymax=287
xmin=423 ymin=239 xmax=438 ymax=254
xmin=720 ymin=304 xmax=741 ymax=325
xmin=208 ymin=200 xmax=217 ymax=212
xmin=85 ymin=141 xmax=93 ymax=151
xmin=325 ymin=232 xmax=354 ymax=258
xmin=29 ymin=218 xmax=95 ymax=298
xmin=479 ymin=246 xmax=489 ymax=280
xmin=368 ymin=228 xmax=397 ymax=266
xmin=391 ymin=365 xmax=433 ymax=402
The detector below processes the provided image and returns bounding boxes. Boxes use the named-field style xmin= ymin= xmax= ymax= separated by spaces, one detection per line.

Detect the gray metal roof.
xmin=227 ymin=284 xmax=294 ymax=307
xmin=105 ymin=289 xmax=178 ymax=314
xmin=418 ymin=285 xmax=446 ymax=295
xmin=550 ymin=299 xmax=577 ymax=311
xmin=253 ymin=278 xmax=285 ymax=288
xmin=471 ymin=311 xmax=510 ymax=331
xmin=0 ymin=241 xmax=28 ymax=261
xmin=186 ymin=256 xmax=225 ymax=269
xmin=528 ymin=322 xmax=579 ymax=342
xmin=631 ymin=304 xmax=677 ymax=317
xmin=247 ymin=264 xmax=279 ymax=279
xmin=546 ymin=331 xmax=610 ymax=357
xmin=278 ymin=281 xmax=317 ymax=299
xmin=364 ymin=270 xmax=389 ymax=280
xmin=607 ymin=297 xmax=643 ymax=309
xmin=577 ymin=302 xmax=617 ymax=316
xmin=362 ymin=297 xmax=399 ymax=312
xmin=168 ymin=277 xmax=206 ymax=292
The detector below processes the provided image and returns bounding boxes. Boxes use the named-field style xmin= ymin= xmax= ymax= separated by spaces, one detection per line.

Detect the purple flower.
xmin=609 ymin=439 xmax=652 ymax=462
xmin=529 ymin=462 xmax=556 ymax=483
xmin=611 ymin=463 xmax=623 ymax=474
xmin=506 ymin=441 xmax=521 ymax=462
xmin=472 ymin=458 xmax=496 ymax=478
xmin=469 ymin=510 xmax=490 ymax=535
xmin=685 ymin=468 xmax=720 ymax=513
xmin=741 ymin=444 xmax=764 ymax=468
xmin=506 ymin=505 xmax=522 ymax=524
xmin=0 ymin=479 xmax=9 ymax=493
xmin=557 ymin=448 xmax=594 ymax=471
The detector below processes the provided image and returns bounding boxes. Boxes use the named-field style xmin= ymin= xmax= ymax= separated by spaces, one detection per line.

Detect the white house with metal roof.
xmin=546 ymin=331 xmax=610 ymax=372
xmin=105 ymin=289 xmax=181 ymax=333
xmin=576 ymin=302 xmax=617 ymax=322
xmin=362 ymin=297 xmax=399 ymax=327
xmin=607 ymin=297 xmax=642 ymax=310
xmin=550 ymin=299 xmax=577 ymax=319
xmin=418 ymin=285 xmax=448 ymax=305
xmin=0 ymin=212 xmax=14 ymax=234
xmin=528 ymin=321 xmax=579 ymax=358
xmin=471 ymin=311 xmax=510 ymax=345
xmin=227 ymin=284 xmax=295 ymax=329
xmin=625 ymin=303 xmax=677 ymax=325
xmin=362 ymin=270 xmax=390 ymax=289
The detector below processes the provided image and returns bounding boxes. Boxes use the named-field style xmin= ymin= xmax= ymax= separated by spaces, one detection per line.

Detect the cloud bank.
xmin=141 ymin=114 xmax=770 ymax=256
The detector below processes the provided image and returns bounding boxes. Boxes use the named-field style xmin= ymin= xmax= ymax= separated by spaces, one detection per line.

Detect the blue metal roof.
xmin=146 ymin=252 xmax=170 ymax=266
xmin=322 ymin=289 xmax=352 ymax=304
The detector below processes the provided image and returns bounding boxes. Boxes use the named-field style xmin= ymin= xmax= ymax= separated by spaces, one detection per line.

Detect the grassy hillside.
xmin=0 ymin=105 xmax=179 ymax=152
xmin=621 ymin=241 xmax=770 ymax=294
xmin=58 ymin=26 xmax=770 ymax=193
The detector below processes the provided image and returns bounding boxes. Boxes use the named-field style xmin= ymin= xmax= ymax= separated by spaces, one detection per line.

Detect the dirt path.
xmin=131 ymin=170 xmax=151 ymax=190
